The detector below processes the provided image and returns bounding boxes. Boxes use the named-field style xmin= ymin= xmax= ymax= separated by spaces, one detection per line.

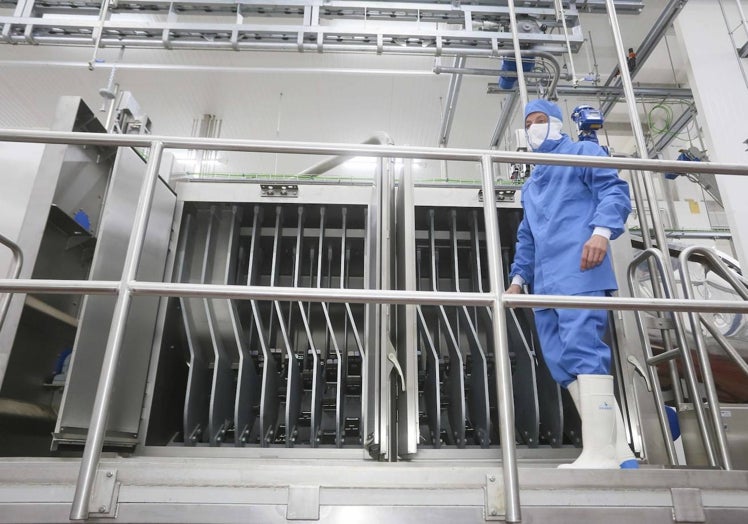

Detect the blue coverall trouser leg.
xmin=533 ymin=290 xmax=611 ymax=388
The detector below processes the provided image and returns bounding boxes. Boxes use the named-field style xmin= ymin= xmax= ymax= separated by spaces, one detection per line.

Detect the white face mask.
xmin=525 ymin=118 xmax=563 ymax=151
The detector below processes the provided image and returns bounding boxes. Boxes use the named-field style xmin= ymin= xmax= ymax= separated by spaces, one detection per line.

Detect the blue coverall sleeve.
xmin=580 ymin=144 xmax=632 ymax=240
xmin=509 ymin=214 xmax=535 ymax=286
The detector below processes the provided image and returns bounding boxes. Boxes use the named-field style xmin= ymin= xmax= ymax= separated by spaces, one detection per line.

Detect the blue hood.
xmin=524 ymin=99 xmax=563 ymax=122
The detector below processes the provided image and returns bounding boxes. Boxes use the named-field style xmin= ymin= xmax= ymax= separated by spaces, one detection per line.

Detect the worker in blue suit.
xmin=506 ymin=99 xmax=637 ymax=469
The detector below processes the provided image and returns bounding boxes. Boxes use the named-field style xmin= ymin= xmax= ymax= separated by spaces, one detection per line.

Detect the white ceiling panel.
xmin=0 ymin=0 xmax=690 ymax=171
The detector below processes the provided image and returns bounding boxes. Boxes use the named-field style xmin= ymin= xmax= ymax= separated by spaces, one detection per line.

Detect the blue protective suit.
xmin=510 ymin=99 xmax=632 ymax=386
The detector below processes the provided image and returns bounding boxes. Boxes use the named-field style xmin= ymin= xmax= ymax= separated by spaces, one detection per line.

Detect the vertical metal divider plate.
xmin=428 ymin=209 xmax=466 ymax=448
xmin=341 ymin=209 xmax=367 ymax=447
xmin=450 ymin=210 xmax=491 ymax=448
xmin=470 ymin=209 xmax=499 ymax=445
xmin=416 ymin=246 xmax=441 ymax=448
xmin=228 ymin=204 xmax=261 ymax=446
xmin=363 ymin=168 xmax=382 ymax=459
xmin=204 ymin=206 xmax=242 ymax=445
xmin=308 ymin=207 xmax=326 ymax=446
xmin=505 ymin=307 xmax=540 ymax=447
xmin=395 ymin=160 xmax=420 ymax=457
xmin=379 ymin=158 xmax=394 ymax=460
xmin=181 ymin=207 xmax=215 ymax=444
xmin=268 ymin=206 xmax=302 ymax=447
xmin=319 ymin=234 xmax=343 ymax=447
xmin=246 ymin=205 xmax=280 ymax=447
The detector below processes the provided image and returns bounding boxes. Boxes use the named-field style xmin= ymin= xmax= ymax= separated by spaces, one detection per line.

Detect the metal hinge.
xmin=647 ymin=316 xmax=675 ymax=330
xmin=478 ymin=188 xmax=516 ymax=202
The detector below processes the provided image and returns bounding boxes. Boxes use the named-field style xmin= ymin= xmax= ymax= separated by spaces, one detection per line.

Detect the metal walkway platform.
xmin=0 ymin=456 xmax=745 ymax=523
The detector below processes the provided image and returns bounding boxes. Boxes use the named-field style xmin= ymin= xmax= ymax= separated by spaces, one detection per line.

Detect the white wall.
xmin=675 ymin=0 xmax=748 ymax=270
xmin=0 ymin=142 xmax=44 ymax=276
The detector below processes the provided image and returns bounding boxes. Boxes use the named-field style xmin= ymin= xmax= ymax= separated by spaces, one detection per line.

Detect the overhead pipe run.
xmin=434 ymin=50 xmax=567 ymax=99
xmin=507 ymin=0 xmax=529 ymax=108
xmin=487 ymin=84 xmax=693 ymax=99
xmin=438 ymin=56 xmax=467 ymax=148
xmin=297 ymin=132 xmax=395 ymax=176
xmin=490 ymin=91 xmax=520 ymax=149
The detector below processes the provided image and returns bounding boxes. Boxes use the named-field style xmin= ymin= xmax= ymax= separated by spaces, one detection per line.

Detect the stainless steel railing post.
xmin=480 ymin=155 xmax=520 ymax=523
xmin=69 ymin=141 xmax=164 ymax=520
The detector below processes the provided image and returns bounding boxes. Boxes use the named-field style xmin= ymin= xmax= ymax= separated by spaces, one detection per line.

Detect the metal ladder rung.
xmin=647 ymin=349 xmax=681 ymax=366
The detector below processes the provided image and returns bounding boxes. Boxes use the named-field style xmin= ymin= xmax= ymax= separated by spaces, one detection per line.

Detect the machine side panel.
xmin=55 ymin=148 xmax=176 ymax=442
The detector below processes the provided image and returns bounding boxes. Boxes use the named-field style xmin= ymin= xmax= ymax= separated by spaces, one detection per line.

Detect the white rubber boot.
xmin=559 ymin=374 xmax=619 ymax=469
xmin=565 ymin=379 xmax=638 ymax=469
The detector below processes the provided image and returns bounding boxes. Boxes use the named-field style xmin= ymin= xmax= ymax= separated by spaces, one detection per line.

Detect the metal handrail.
xmin=678 ymin=245 xmax=748 ymax=470
xmin=1 ymin=279 xmax=748 ymax=313
xmin=1 ymin=129 xmax=748 ymax=176
xmin=0 ymin=132 xmax=745 ymax=520
xmin=626 ymin=247 xmax=718 ymax=467
xmin=626 ymin=248 xmax=678 ymax=465
xmin=0 ymin=231 xmax=23 ymax=332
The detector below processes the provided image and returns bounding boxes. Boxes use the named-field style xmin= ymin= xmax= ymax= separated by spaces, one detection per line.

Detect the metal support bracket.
xmin=478 ymin=188 xmax=516 ymax=202
xmin=287 ymin=485 xmax=320 ymax=521
xmin=261 ymin=184 xmax=298 ymax=198
xmin=671 ymin=488 xmax=705 ymax=523
xmin=88 ymin=468 xmax=119 ymax=518
xmin=484 ymin=473 xmax=505 ymax=521
xmin=647 ymin=316 xmax=675 ymax=330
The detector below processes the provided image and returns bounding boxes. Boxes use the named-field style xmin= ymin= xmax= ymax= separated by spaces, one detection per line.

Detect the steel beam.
xmin=488 ymin=83 xmax=693 ymax=99
xmin=601 ymin=0 xmax=689 ymax=115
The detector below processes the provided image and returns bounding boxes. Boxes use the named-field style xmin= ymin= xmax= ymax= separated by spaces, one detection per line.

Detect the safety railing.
xmin=2 ymin=130 xmax=748 ymax=522
xmin=626 ymin=247 xmax=717 ymax=467
xmin=678 ymin=245 xmax=748 ymax=470
xmin=0 ymin=231 xmax=23 ymax=332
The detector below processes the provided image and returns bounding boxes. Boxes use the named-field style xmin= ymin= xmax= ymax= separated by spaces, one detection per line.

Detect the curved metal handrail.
xmin=678 ymin=245 xmax=748 ymax=470
xmin=0 ymin=231 xmax=23 ymax=331
xmin=627 ymin=247 xmax=717 ymax=466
